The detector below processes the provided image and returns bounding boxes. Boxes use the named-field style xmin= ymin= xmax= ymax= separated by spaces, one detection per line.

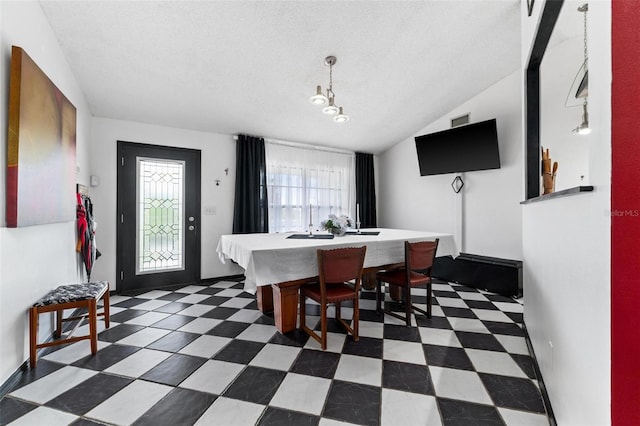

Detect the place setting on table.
xmin=286 ymin=203 xmax=380 ymax=239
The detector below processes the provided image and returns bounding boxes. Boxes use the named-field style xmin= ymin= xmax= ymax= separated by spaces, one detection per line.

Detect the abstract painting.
xmin=6 ymin=46 xmax=76 ymax=227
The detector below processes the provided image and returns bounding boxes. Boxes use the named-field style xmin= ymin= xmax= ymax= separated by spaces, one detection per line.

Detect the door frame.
xmin=116 ymin=141 xmax=201 ymax=294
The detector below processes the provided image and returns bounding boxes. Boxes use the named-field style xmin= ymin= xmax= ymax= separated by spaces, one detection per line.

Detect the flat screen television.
xmin=414 ymin=118 xmax=500 ymax=176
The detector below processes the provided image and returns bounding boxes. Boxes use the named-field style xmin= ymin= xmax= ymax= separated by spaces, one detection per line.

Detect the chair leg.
xmin=376 ymin=280 xmax=382 ymax=313
xmin=300 ymin=294 xmax=307 ymax=330
xmin=55 ymin=309 xmax=63 ymax=338
xmin=320 ymin=305 xmax=327 ymax=350
xmin=336 ymin=301 xmax=341 ymax=322
xmin=103 ymin=290 xmax=111 ymax=328
xmin=427 ymin=281 xmax=432 ymax=318
xmin=353 ymin=297 xmax=359 ymax=342
xmin=29 ymin=307 xmax=38 ymax=369
xmin=89 ymin=299 xmax=98 ymax=355
xmin=404 ymin=285 xmax=412 ymax=327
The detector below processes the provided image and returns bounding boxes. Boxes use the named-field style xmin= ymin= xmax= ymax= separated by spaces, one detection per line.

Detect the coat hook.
xmin=224 ymin=168 xmax=229 ymax=176
xmin=215 ymin=179 xmax=221 ymax=186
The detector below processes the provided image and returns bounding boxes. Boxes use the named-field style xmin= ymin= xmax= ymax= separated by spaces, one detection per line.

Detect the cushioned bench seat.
xmin=29 ymin=281 xmax=110 ymax=368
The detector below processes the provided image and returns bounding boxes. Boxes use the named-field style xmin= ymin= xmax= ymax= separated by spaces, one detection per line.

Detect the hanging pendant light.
xmin=309 ymin=85 xmax=328 ymax=105
xmin=310 ymin=56 xmax=349 ymax=123
xmin=334 ymin=107 xmax=349 ymax=123
xmin=322 ymin=96 xmax=339 ymax=115
xmin=573 ymin=3 xmax=590 ymax=135
xmin=573 ymin=100 xmax=591 ymax=135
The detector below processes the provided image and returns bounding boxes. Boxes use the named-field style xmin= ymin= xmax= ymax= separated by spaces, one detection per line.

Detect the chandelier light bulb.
xmin=322 ymin=96 xmax=339 ymax=115
xmin=309 ymin=85 xmax=328 ymax=105
xmin=334 ymin=107 xmax=349 ymax=123
xmin=576 ymin=125 xmax=592 ymax=135
xmin=573 ymin=101 xmax=591 ymax=135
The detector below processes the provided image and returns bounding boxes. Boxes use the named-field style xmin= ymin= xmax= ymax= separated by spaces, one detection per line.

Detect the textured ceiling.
xmin=39 ymin=0 xmax=521 ymax=154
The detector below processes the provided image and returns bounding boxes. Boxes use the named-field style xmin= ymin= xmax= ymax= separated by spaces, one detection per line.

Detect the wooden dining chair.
xmin=376 ymin=239 xmax=439 ymax=326
xmin=300 ymin=246 xmax=367 ymax=350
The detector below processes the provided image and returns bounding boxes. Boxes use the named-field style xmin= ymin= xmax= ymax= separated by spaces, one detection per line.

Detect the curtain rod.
xmin=233 ymin=134 xmax=354 ymax=156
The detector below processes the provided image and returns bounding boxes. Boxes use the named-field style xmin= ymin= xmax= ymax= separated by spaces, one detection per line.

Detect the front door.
xmin=117 ymin=141 xmax=201 ymax=293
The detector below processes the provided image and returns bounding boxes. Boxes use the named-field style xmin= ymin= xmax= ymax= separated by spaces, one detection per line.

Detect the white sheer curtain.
xmin=266 ymin=142 xmax=355 ymax=233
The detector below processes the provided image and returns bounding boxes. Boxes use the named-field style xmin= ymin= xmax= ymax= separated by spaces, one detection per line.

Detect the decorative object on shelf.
xmin=541 ymin=147 xmax=558 ymax=195
xmin=309 ymin=56 xmax=349 ymax=123
xmin=320 ymin=214 xmax=353 ymax=236
xmin=572 ymin=3 xmax=591 ymax=135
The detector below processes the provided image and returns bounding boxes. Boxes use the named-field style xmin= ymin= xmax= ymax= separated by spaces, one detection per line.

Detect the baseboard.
xmin=522 ymin=323 xmax=557 ymax=426
xmin=119 ymin=276 xmax=245 ymax=296
xmin=200 ymin=274 xmax=245 ymax=283
xmin=0 ymin=361 xmax=29 ymax=399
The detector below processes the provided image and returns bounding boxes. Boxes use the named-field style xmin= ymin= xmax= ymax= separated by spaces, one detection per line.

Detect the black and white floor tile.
xmin=0 ymin=279 xmax=550 ymax=425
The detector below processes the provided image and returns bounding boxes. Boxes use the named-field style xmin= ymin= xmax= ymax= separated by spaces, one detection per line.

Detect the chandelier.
xmin=309 ymin=56 xmax=349 ymax=123
xmin=573 ymin=3 xmax=591 ymax=135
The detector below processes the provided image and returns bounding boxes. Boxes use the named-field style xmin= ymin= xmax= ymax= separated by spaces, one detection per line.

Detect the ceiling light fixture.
xmin=309 ymin=85 xmax=328 ymax=105
xmin=334 ymin=107 xmax=349 ymax=123
xmin=310 ymin=56 xmax=349 ymax=123
xmin=572 ymin=3 xmax=591 ymax=135
xmin=322 ymin=97 xmax=339 ymax=115
xmin=574 ymin=101 xmax=592 ymax=135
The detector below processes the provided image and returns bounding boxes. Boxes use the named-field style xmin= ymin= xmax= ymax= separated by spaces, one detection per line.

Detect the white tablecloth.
xmin=216 ymin=228 xmax=459 ymax=293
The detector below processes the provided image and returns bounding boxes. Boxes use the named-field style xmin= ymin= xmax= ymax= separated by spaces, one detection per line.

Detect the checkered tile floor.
xmin=1 ymin=278 xmax=550 ymax=425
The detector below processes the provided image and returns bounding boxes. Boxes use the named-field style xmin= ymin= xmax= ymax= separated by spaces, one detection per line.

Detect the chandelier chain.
xmin=328 ymin=63 xmax=334 ymax=98
xmin=582 ymin=4 xmax=588 ymax=70
xmin=582 ymin=3 xmax=588 ymax=108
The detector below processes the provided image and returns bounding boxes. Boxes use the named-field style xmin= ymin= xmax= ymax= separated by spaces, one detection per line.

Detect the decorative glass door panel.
xmin=136 ymin=158 xmax=185 ymax=274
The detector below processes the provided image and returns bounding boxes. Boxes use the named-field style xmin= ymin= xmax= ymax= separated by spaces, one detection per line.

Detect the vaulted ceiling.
xmin=39 ymin=1 xmax=521 ymax=154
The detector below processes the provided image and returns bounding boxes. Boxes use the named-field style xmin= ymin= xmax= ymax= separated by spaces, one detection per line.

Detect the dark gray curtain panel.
xmin=355 ymin=152 xmax=377 ymax=228
xmin=232 ymin=134 xmax=269 ymax=234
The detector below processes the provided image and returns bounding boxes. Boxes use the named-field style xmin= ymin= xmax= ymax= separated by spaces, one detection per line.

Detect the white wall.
xmin=378 ymin=70 xmax=523 ymax=260
xmin=521 ymin=1 xmax=611 ymax=424
xmin=0 ymin=1 xmax=91 ymax=384
xmin=89 ymin=118 xmax=243 ymax=290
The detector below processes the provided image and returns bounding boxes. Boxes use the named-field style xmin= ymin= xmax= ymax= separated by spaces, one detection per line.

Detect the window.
xmin=266 ymin=142 xmax=355 ymax=233
xmin=136 ymin=157 xmax=185 ymax=273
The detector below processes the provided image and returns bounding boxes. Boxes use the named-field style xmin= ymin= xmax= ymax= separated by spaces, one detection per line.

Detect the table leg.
xmin=361 ymin=270 xmax=377 ymax=290
xmin=390 ymin=285 xmax=403 ymax=301
xmin=365 ymin=263 xmax=404 ymax=300
xmin=256 ymin=286 xmax=274 ymax=313
xmin=272 ymin=283 xmax=299 ymax=333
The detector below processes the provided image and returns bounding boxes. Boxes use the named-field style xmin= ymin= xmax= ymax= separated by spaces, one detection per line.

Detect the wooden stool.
xmin=29 ymin=281 xmax=110 ymax=368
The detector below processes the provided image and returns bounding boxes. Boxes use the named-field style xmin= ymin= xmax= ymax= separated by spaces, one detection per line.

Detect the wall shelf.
xmin=520 ymin=185 xmax=594 ymax=205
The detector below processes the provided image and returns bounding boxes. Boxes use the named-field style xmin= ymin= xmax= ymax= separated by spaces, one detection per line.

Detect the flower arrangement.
xmin=320 ymin=214 xmax=353 ymax=236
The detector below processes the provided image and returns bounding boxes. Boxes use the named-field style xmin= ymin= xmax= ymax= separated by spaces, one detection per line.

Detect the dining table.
xmin=217 ymin=228 xmax=459 ymax=333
